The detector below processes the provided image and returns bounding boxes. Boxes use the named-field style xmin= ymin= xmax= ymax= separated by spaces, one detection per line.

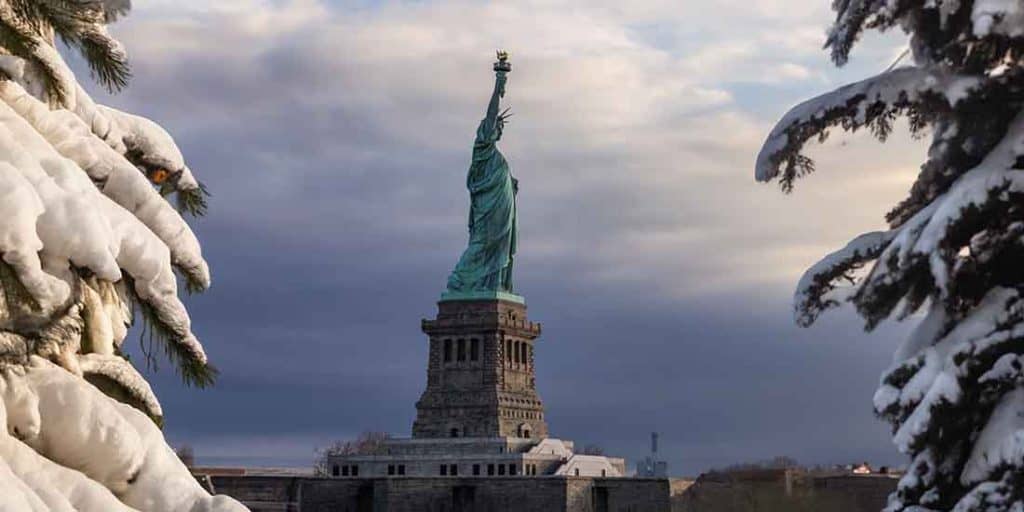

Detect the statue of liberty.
xmin=444 ymin=51 xmax=520 ymax=301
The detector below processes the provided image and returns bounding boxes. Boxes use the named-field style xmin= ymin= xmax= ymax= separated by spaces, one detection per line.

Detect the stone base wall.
xmin=373 ymin=477 xmax=571 ymax=512
xmin=210 ymin=475 xmax=670 ymax=512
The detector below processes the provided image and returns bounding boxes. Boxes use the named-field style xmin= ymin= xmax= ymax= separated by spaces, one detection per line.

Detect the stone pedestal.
xmin=413 ymin=298 xmax=548 ymax=439
xmin=328 ymin=298 xmax=627 ymax=481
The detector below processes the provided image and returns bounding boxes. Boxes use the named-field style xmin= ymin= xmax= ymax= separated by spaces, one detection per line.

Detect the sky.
xmin=86 ymin=0 xmax=931 ymax=476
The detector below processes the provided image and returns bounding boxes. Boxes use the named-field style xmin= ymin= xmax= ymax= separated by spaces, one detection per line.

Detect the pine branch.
xmin=0 ymin=258 xmax=40 ymax=312
xmin=0 ymin=12 xmax=67 ymax=104
xmin=124 ymin=276 xmax=217 ymax=388
xmin=176 ymin=181 xmax=209 ymax=218
xmin=66 ymin=26 xmax=129 ymax=92
xmin=35 ymin=1 xmax=130 ymax=93
xmin=762 ymin=2 xmax=1024 ymax=509
xmin=7 ymin=0 xmax=130 ymax=94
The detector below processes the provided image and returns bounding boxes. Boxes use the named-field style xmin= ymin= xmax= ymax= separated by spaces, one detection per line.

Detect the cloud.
xmin=89 ymin=0 xmax=925 ymax=474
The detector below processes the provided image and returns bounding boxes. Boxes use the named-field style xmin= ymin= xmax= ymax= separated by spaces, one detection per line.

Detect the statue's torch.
xmin=494 ymin=50 xmax=511 ymax=73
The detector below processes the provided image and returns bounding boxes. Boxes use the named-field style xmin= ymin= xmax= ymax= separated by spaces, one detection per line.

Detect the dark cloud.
xmin=90 ymin=0 xmax=922 ymax=475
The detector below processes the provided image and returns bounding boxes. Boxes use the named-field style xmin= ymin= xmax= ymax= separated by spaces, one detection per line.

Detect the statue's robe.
xmin=446 ymin=115 xmax=517 ymax=293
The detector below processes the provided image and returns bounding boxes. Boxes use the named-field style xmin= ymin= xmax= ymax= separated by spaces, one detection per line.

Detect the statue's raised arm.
xmin=485 ymin=50 xmax=511 ymax=125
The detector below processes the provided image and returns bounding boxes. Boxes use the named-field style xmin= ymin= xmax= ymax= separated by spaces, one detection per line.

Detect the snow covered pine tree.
xmin=757 ymin=2 xmax=1024 ymax=511
xmin=0 ymin=1 xmax=245 ymax=511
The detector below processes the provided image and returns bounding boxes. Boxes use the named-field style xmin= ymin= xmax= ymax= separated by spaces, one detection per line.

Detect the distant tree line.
xmin=708 ymin=456 xmax=800 ymax=474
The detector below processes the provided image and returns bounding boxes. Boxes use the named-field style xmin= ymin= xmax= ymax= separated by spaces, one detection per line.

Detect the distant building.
xmin=635 ymin=432 xmax=669 ymax=477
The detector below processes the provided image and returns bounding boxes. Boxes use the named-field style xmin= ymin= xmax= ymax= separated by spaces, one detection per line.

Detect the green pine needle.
xmin=70 ymin=29 xmax=131 ymax=93
xmin=7 ymin=0 xmax=131 ymax=95
xmin=126 ymin=277 xmax=217 ymax=389
xmin=176 ymin=182 xmax=209 ymax=218
xmin=0 ymin=259 xmax=40 ymax=312
xmin=0 ymin=16 xmax=67 ymax=105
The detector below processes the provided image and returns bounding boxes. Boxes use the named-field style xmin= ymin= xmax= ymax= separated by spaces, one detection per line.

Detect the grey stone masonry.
xmin=209 ymin=475 xmax=673 ymax=512
xmin=414 ymin=298 xmax=548 ymax=439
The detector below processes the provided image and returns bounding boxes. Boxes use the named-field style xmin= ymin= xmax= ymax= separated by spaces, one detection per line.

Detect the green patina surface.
xmin=440 ymin=290 xmax=525 ymax=304
xmin=445 ymin=54 xmax=522 ymax=303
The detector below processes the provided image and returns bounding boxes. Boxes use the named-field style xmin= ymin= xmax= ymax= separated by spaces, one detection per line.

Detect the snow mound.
xmin=0 ymin=358 xmax=247 ymax=511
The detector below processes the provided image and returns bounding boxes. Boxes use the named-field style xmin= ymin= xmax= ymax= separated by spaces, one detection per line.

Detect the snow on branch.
xmin=961 ymin=388 xmax=1024 ymax=485
xmin=764 ymin=1 xmax=1024 ymax=509
xmin=0 ymin=38 xmax=207 ymax=218
xmin=952 ymin=471 xmax=1022 ymax=512
xmin=911 ymin=112 xmax=1024 ymax=288
xmin=878 ymin=287 xmax=1024 ymax=453
xmin=0 ymin=89 xmax=207 ymax=367
xmin=0 ymin=4 xmax=240 ymax=510
xmin=0 ymin=37 xmax=216 ymax=391
xmin=854 ymin=112 xmax=1024 ymax=309
xmin=755 ymin=67 xmax=980 ymax=191
xmin=972 ymin=0 xmax=1024 ymax=37
xmin=78 ymin=353 xmax=163 ymax=422
xmin=793 ymin=230 xmax=894 ymax=327
xmin=98 ymin=105 xmax=208 ymax=217
xmin=826 ymin=0 xmax=903 ymax=66
xmin=0 ymin=357 xmax=245 ymax=511
xmin=0 ymin=80 xmax=210 ymax=290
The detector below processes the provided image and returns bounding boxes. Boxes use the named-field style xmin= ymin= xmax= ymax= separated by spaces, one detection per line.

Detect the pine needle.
xmin=125 ymin=276 xmax=217 ymax=388
xmin=8 ymin=0 xmax=130 ymax=95
xmin=176 ymin=182 xmax=209 ymax=218
xmin=0 ymin=15 xmax=67 ymax=105
xmin=0 ymin=259 xmax=40 ymax=312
